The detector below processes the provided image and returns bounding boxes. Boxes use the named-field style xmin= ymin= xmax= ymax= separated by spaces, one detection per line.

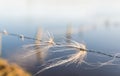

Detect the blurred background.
xmin=0 ymin=0 xmax=120 ymax=76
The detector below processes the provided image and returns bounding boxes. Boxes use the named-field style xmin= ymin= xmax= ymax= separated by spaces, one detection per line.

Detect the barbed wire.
xmin=0 ymin=31 xmax=42 ymax=41
xmin=80 ymin=48 xmax=120 ymax=58
xmin=0 ymin=30 xmax=120 ymax=58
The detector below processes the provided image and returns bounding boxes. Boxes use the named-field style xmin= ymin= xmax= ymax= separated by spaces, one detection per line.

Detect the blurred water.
xmin=1 ymin=20 xmax=120 ymax=76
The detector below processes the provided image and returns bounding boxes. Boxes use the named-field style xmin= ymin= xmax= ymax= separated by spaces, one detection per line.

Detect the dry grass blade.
xmin=34 ymin=41 xmax=87 ymax=75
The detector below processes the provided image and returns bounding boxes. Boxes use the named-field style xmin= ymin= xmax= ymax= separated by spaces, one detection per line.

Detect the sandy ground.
xmin=0 ymin=58 xmax=31 ymax=76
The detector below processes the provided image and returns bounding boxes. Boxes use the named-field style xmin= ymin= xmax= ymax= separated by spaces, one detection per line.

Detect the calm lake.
xmin=1 ymin=19 xmax=120 ymax=76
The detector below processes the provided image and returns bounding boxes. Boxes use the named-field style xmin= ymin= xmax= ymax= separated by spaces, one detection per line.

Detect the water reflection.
xmin=1 ymin=23 xmax=120 ymax=76
xmin=104 ymin=19 xmax=120 ymax=29
xmin=0 ymin=33 xmax=2 ymax=56
xmin=66 ymin=24 xmax=72 ymax=44
xmin=35 ymin=28 xmax=44 ymax=64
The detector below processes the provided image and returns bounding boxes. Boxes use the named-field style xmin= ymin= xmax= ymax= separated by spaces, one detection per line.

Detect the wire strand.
xmin=0 ymin=31 xmax=120 ymax=58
